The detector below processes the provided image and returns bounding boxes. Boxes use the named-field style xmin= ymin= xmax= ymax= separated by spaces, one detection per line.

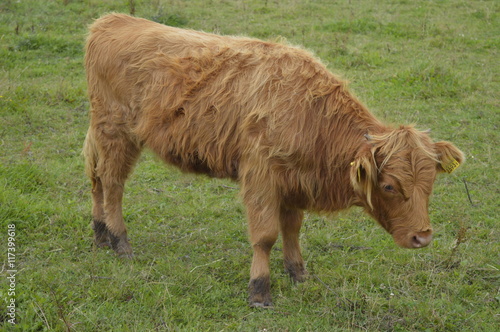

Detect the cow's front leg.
xmin=246 ymin=201 xmax=280 ymax=307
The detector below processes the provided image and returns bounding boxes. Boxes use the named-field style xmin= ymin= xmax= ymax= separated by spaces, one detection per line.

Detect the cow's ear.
xmin=350 ymin=152 xmax=377 ymax=209
xmin=434 ymin=141 xmax=465 ymax=174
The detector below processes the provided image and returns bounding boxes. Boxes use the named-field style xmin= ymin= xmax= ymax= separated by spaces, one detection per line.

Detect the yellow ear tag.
xmin=442 ymin=158 xmax=460 ymax=173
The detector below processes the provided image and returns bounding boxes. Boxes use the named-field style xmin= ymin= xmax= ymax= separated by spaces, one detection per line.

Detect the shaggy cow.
xmin=83 ymin=14 xmax=464 ymax=307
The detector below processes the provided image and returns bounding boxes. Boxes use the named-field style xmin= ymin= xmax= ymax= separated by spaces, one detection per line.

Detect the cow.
xmin=83 ymin=14 xmax=464 ymax=307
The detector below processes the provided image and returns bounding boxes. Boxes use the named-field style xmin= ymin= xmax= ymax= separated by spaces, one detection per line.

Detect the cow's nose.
xmin=411 ymin=230 xmax=433 ymax=248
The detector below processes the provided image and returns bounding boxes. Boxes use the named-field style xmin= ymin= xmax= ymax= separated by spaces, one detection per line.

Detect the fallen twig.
xmin=462 ymin=178 xmax=476 ymax=207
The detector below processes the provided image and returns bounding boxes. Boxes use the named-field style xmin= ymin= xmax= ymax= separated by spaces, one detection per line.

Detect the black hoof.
xmin=285 ymin=261 xmax=308 ymax=283
xmin=109 ymin=232 xmax=133 ymax=258
xmin=249 ymin=301 xmax=273 ymax=308
xmin=249 ymin=277 xmax=272 ymax=308
xmin=93 ymin=219 xmax=111 ymax=248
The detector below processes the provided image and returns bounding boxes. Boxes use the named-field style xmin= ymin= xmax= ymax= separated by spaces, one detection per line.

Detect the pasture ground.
xmin=0 ymin=0 xmax=498 ymax=331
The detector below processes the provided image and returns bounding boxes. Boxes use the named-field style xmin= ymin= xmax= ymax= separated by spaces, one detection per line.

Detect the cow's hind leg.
xmin=101 ymin=138 xmax=141 ymax=257
xmin=91 ymin=177 xmax=110 ymax=248
xmin=280 ymin=208 xmax=307 ymax=282
xmin=84 ymin=128 xmax=111 ymax=248
xmin=84 ymin=119 xmax=141 ymax=257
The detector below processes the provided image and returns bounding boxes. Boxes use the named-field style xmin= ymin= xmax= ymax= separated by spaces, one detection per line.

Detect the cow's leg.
xmin=84 ymin=127 xmax=112 ymax=248
xmin=91 ymin=176 xmax=110 ymax=248
xmin=85 ymin=100 xmax=142 ymax=258
xmin=280 ymin=208 xmax=307 ymax=282
xmin=246 ymin=200 xmax=280 ymax=307
xmin=98 ymin=135 xmax=141 ymax=258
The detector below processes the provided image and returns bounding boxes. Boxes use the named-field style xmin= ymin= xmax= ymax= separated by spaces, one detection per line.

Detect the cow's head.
xmin=350 ymin=126 xmax=464 ymax=249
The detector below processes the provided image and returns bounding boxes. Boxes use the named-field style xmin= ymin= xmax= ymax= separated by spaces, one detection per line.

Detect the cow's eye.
xmin=384 ymin=185 xmax=395 ymax=192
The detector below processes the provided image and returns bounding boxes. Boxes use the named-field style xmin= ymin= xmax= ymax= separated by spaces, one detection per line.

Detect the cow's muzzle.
xmin=410 ymin=230 xmax=433 ymax=248
xmin=394 ymin=229 xmax=433 ymax=249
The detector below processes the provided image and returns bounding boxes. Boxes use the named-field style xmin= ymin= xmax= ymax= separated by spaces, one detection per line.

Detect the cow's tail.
xmin=82 ymin=126 xmax=99 ymax=181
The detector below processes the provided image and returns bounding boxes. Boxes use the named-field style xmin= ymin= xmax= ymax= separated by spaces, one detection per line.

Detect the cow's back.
xmin=85 ymin=14 xmax=344 ymax=181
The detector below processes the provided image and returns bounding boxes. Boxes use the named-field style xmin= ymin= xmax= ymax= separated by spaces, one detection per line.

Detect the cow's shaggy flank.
xmin=83 ymin=14 xmax=464 ymax=307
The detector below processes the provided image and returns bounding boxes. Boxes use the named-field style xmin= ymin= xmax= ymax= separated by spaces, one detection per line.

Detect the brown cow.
xmin=83 ymin=14 xmax=464 ymax=307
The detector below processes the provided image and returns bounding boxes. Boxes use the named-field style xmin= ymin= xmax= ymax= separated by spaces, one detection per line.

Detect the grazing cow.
xmin=83 ymin=14 xmax=464 ymax=307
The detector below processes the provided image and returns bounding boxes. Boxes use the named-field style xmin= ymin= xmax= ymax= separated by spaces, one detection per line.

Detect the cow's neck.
xmin=312 ymin=89 xmax=387 ymax=212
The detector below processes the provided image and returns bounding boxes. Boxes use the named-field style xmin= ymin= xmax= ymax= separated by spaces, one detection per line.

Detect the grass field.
xmin=1 ymin=0 xmax=499 ymax=330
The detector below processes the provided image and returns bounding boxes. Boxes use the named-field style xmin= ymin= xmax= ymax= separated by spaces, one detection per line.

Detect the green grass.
xmin=1 ymin=0 xmax=499 ymax=330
